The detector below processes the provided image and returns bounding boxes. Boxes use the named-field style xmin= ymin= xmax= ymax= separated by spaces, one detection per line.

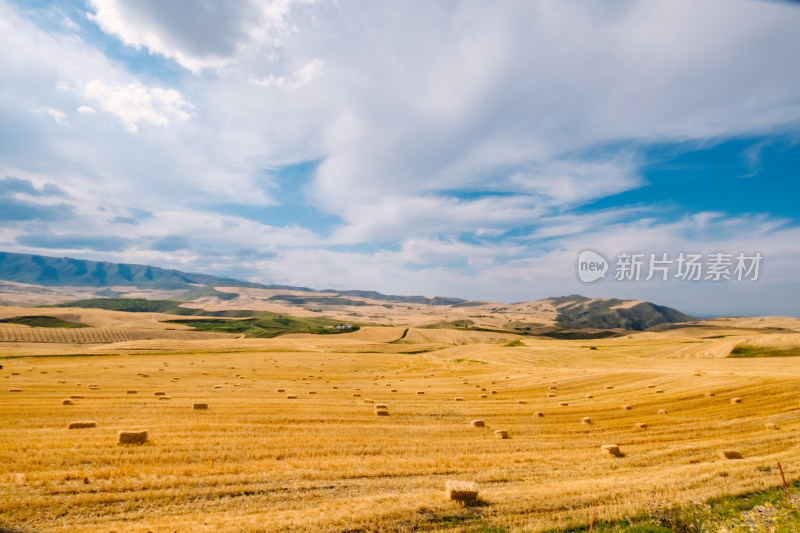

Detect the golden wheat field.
xmin=1 ymin=314 xmax=799 ymax=532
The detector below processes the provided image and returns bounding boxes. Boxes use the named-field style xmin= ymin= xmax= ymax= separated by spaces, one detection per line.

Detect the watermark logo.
xmin=577 ymin=250 xmax=608 ymax=283
xmin=576 ymin=251 xmax=763 ymax=283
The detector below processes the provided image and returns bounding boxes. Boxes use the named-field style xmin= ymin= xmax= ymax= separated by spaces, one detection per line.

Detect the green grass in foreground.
xmin=553 ymin=479 xmax=800 ymax=532
xmin=0 ymin=315 xmax=88 ymax=328
xmin=729 ymin=344 xmax=800 ymax=358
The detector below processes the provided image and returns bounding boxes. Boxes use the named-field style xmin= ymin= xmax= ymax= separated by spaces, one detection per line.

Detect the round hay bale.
xmin=605 ymin=385 xmax=614 ymax=389
xmin=363 ymin=399 xmax=374 ymax=403
xmin=622 ymin=405 xmax=632 ymax=410
xmin=730 ymin=397 xmax=742 ymax=404
xmin=286 ymin=394 xmax=297 ymax=399
xmin=213 ymin=385 xmax=223 ymax=389
xmin=375 ymin=409 xmax=389 ymax=416
xmin=390 ymin=389 xmax=398 ymax=392
xmin=559 ymin=402 xmax=568 ymax=407
xmin=158 ymin=396 xmax=171 ymax=401
xmin=118 ymin=430 xmax=147 ymax=445
xmin=719 ymin=449 xmax=743 ymax=460
xmin=445 ymin=480 xmax=479 ymax=502
xmin=277 ymin=389 xmax=285 ymax=393
xmin=69 ymin=395 xmax=84 ymax=399
xmin=517 ymin=400 xmax=527 ymax=404
xmin=491 ymin=390 xmax=498 ymax=395
xmin=154 ymin=391 xmax=166 ymax=396
xmin=480 ymin=394 xmax=487 ymax=398
xmin=547 ymin=392 xmax=556 ymax=397
xmin=471 ymin=420 xmax=485 ymax=427
xmin=454 ymin=397 xmax=463 ymax=401
xmin=581 ymin=417 xmax=592 ymax=424
xmin=658 ymin=409 xmax=668 ymax=415
xmin=62 ymin=399 xmax=73 ymax=405
xmin=375 ymin=403 xmax=388 ymax=409
xmin=494 ymin=430 xmax=509 ymax=439
xmin=9 ymin=389 xmax=22 ymax=393
xmin=68 ymin=420 xmax=96 ymax=429
xmin=655 ymin=390 xmax=664 ymax=394
xmin=416 ymin=391 xmax=424 ymax=395
xmin=601 ymin=444 xmax=621 ymax=456
xmin=533 ymin=411 xmax=544 ymax=417
xmin=585 ymin=394 xmax=593 ymax=399
xmin=705 ymin=392 xmax=716 ymax=398
xmin=308 ymin=391 xmax=317 ymax=395
xmin=635 ymin=422 xmax=647 ymax=430
xmin=352 ymin=393 xmax=361 ymax=397
xmin=764 ymin=422 xmax=778 ymax=430
xmin=192 ymin=403 xmax=208 ymax=410
xmin=126 ymin=390 xmax=137 ymax=395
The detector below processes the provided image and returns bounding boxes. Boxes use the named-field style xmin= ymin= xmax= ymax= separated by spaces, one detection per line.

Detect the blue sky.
xmin=0 ymin=0 xmax=799 ymax=316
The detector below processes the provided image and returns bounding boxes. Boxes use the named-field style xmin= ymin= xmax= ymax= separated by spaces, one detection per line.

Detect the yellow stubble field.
xmin=1 ymin=322 xmax=799 ymax=532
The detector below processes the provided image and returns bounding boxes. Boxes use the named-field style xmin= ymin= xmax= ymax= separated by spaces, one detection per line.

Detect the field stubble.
xmin=0 ymin=325 xmax=799 ymax=532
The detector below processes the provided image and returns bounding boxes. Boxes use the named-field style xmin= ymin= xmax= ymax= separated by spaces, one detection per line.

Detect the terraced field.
xmin=0 ymin=317 xmax=799 ymax=532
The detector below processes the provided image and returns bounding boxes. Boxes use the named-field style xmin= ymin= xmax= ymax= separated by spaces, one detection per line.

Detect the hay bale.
xmin=517 ymin=400 xmax=527 ymax=404
xmin=601 ymin=444 xmax=622 ymax=456
xmin=154 ymin=391 xmax=166 ymax=396
xmin=719 ymin=449 xmax=743 ymax=460
xmin=118 ymin=430 xmax=148 ymax=445
xmin=494 ymin=430 xmax=509 ymax=439
xmin=730 ymin=397 xmax=742 ymax=404
xmin=391 ymin=389 xmax=398 ymax=392
xmin=480 ymin=394 xmax=487 ymax=398
xmin=445 ymin=480 xmax=479 ymax=502
xmin=363 ymin=399 xmax=375 ymax=403
xmin=158 ymin=396 xmax=171 ymax=401
xmin=62 ymin=399 xmax=73 ymax=405
xmin=471 ymin=420 xmax=485 ymax=427
xmin=581 ymin=417 xmax=592 ymax=424
xmin=192 ymin=403 xmax=208 ymax=410
xmin=308 ymin=391 xmax=317 ymax=395
xmin=454 ymin=397 xmax=463 ymax=401
xmin=491 ymin=390 xmax=497 ymax=395
xmin=605 ymin=385 xmax=614 ymax=389
xmin=765 ymin=422 xmax=778 ymax=430
xmin=277 ymin=389 xmax=285 ymax=393
xmin=658 ymin=409 xmax=667 ymax=415
xmin=647 ymin=384 xmax=656 ymax=388
xmin=416 ymin=391 xmax=424 ymax=395
xmin=68 ymin=421 xmax=96 ymax=429
xmin=585 ymin=394 xmax=593 ymax=399
xmin=533 ymin=411 xmax=544 ymax=417
xmin=622 ymin=405 xmax=632 ymax=410
xmin=559 ymin=402 xmax=568 ymax=407
xmin=69 ymin=395 xmax=84 ymax=399
xmin=375 ymin=409 xmax=389 ymax=416
xmin=634 ymin=422 xmax=647 ymax=430
xmin=9 ymin=389 xmax=22 ymax=392
xmin=213 ymin=385 xmax=223 ymax=390
xmin=126 ymin=390 xmax=137 ymax=394
xmin=375 ymin=403 xmax=388 ymax=409
xmin=286 ymin=394 xmax=297 ymax=399
xmin=705 ymin=392 xmax=715 ymax=398
xmin=352 ymin=393 xmax=361 ymax=397
xmin=547 ymin=392 xmax=556 ymax=397
xmin=655 ymin=390 xmax=664 ymax=394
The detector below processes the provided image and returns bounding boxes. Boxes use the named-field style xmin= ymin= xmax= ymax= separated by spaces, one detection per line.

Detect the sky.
xmin=0 ymin=0 xmax=799 ymax=317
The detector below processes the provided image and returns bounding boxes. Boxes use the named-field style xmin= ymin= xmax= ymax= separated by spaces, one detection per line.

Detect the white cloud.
xmin=87 ymin=0 xmax=317 ymax=73
xmin=77 ymin=105 xmax=96 ymax=114
xmin=251 ymin=58 xmax=324 ymax=88
xmin=83 ymin=80 xmax=193 ymax=133
xmin=33 ymin=106 xmax=68 ymax=124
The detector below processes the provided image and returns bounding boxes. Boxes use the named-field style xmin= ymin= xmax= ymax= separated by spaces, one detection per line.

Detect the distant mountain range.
xmin=0 ymin=251 xmax=464 ymax=305
xmin=0 ymin=251 xmax=693 ymax=331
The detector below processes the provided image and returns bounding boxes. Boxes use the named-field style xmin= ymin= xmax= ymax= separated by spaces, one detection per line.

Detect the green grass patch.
xmin=504 ymin=340 xmax=525 ymax=347
xmin=729 ymin=344 xmax=800 ymax=358
xmin=0 ymin=315 xmax=88 ymax=328
xmin=451 ymin=358 xmax=488 ymax=364
xmin=554 ymin=480 xmax=800 ymax=532
xmin=164 ymin=316 xmax=359 ymax=338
